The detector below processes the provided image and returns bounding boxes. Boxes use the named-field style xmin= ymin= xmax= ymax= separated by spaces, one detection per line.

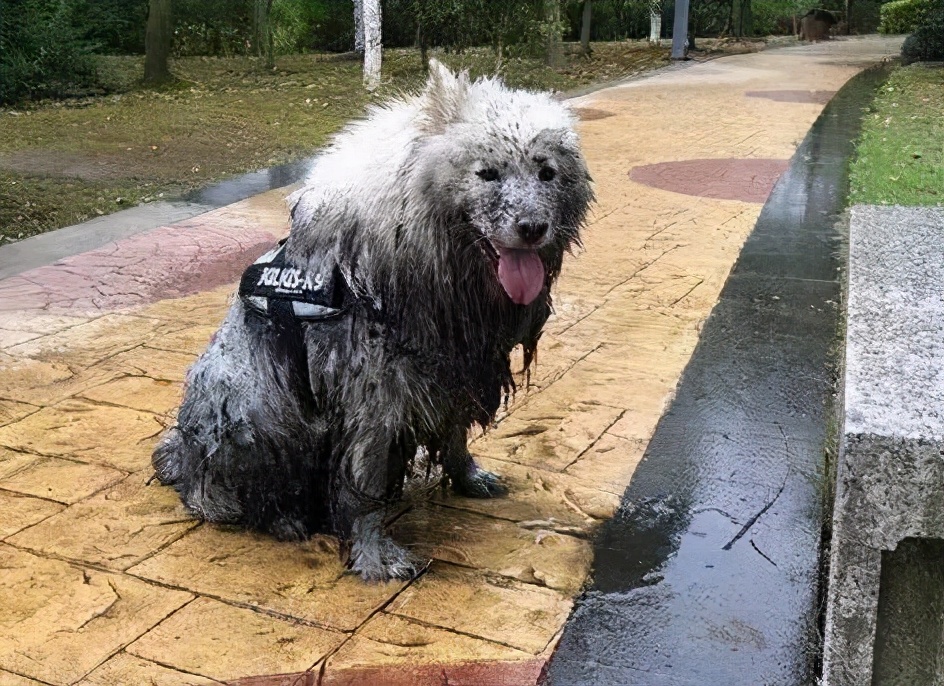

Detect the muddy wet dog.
xmin=152 ymin=61 xmax=593 ymax=581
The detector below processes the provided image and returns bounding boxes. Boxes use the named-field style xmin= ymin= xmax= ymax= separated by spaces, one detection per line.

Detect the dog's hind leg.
xmin=441 ymin=426 xmax=507 ymax=498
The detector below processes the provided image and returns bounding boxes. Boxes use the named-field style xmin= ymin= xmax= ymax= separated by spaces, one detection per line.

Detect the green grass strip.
xmin=850 ymin=64 xmax=944 ymax=207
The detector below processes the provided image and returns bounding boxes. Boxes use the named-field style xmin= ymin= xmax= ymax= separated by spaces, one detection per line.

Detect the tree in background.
xmin=580 ymin=0 xmax=593 ymax=54
xmin=144 ymin=0 xmax=174 ymax=83
xmin=545 ymin=0 xmax=563 ymax=66
xmin=253 ymin=0 xmax=275 ymax=68
xmin=362 ymin=0 xmax=381 ymax=88
xmin=354 ymin=0 xmax=364 ymax=52
xmin=649 ymin=0 xmax=663 ymax=43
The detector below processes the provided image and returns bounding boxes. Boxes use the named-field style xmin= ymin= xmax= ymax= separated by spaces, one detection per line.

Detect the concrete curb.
xmin=823 ymin=205 xmax=944 ymax=686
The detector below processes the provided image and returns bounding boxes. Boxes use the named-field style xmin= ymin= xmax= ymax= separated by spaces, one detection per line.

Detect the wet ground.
xmin=0 ymin=36 xmax=902 ymax=685
xmin=546 ymin=63 xmax=892 ymax=686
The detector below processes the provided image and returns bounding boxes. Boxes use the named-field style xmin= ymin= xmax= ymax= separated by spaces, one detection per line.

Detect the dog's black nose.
xmin=517 ymin=220 xmax=548 ymax=245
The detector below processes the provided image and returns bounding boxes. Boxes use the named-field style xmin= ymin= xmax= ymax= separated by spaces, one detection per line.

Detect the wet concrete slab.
xmin=545 ymin=61 xmax=893 ymax=686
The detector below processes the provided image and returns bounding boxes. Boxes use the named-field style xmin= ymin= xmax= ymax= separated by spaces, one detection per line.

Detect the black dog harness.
xmin=238 ymin=239 xmax=352 ymax=322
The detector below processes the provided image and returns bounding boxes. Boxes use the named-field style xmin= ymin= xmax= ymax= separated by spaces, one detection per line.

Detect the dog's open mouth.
xmin=489 ymin=244 xmax=545 ymax=306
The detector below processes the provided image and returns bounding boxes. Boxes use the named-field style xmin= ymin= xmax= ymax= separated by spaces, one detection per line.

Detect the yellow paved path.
xmin=0 ymin=37 xmax=900 ymax=686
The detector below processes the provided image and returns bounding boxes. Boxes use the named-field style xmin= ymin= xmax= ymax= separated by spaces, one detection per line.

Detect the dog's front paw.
xmin=453 ymin=466 xmax=508 ymax=499
xmin=348 ymin=535 xmax=426 ymax=583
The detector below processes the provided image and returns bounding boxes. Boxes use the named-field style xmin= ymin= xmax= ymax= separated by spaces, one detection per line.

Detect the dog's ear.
xmin=558 ymin=128 xmax=581 ymax=154
xmin=421 ymin=59 xmax=470 ymax=134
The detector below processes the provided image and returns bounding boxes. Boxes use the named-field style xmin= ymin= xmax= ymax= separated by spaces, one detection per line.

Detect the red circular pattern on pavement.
xmin=628 ymin=158 xmax=791 ymax=204
xmin=745 ymin=89 xmax=836 ymax=104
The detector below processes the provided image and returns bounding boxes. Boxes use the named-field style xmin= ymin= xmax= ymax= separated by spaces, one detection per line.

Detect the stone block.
xmin=0 ymin=450 xmax=125 ymax=504
xmin=9 ymin=474 xmax=197 ymax=570
xmin=0 ymin=399 xmax=162 ymax=472
xmin=127 ymin=597 xmax=343 ymax=683
xmin=322 ymin=613 xmax=533 ymax=686
xmin=129 ymin=526 xmax=402 ymax=632
xmin=0 ymin=492 xmax=61 ymax=539
xmin=387 ymin=563 xmax=572 ymax=655
xmin=0 ymin=546 xmax=191 ymax=685
xmin=391 ymin=504 xmax=592 ymax=594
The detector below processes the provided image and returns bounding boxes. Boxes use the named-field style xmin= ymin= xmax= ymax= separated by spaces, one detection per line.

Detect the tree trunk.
xmin=670 ymin=0 xmax=689 ymax=59
xmin=740 ymin=0 xmax=753 ymax=36
xmin=545 ymin=0 xmax=562 ymax=67
xmin=144 ymin=0 xmax=173 ymax=84
xmin=649 ymin=0 xmax=662 ymax=44
xmin=362 ymin=0 xmax=381 ymax=89
xmin=580 ymin=0 xmax=592 ymax=55
xmin=253 ymin=0 xmax=274 ymax=69
xmin=417 ymin=22 xmax=428 ymax=69
xmin=354 ymin=0 xmax=364 ymax=53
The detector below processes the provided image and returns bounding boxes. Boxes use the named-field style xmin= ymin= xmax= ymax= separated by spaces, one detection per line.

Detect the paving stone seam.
xmin=0 ymin=404 xmax=42 ymax=427
xmin=553 ymin=245 xmax=684 ymax=338
xmin=125 ymin=653 xmax=227 ymax=685
xmin=385 ymin=605 xmax=551 ymax=656
xmin=0 ymin=445 xmax=134 ymax=476
xmin=2 ymin=668 xmax=56 ymax=686
xmin=5 ymin=540 xmax=154 ymax=575
xmin=122 ymin=567 xmax=369 ymax=634
xmin=304 ymin=559 xmax=433 ymax=670
xmin=464 ymin=453 xmax=613 ymax=506
xmin=73 ymin=386 xmax=175 ymax=418
xmin=0 ymin=497 xmax=63 ymax=540
xmin=428 ymin=499 xmax=594 ymax=537
xmin=560 ymin=408 xmax=630 ymax=473
xmin=479 ymin=443 xmax=621 ymax=493
xmin=3 ymin=476 xmax=130 ymax=516
xmin=395 ymin=517 xmax=589 ymax=590
xmin=477 ymin=341 xmax=605 ymax=425
xmin=598 ymin=244 xmax=684 ymax=299
xmin=667 ymin=277 xmax=706 ymax=307
xmin=0 ymin=541 xmax=201 ymax=684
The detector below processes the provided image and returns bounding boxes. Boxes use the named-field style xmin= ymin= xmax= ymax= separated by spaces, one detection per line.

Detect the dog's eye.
xmin=538 ymin=166 xmax=556 ymax=182
xmin=476 ymin=168 xmax=500 ymax=182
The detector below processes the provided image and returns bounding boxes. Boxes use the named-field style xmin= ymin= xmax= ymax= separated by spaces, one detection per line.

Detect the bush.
xmin=879 ymin=0 xmax=930 ymax=34
xmin=0 ymin=0 xmax=100 ymax=104
xmin=172 ymin=0 xmax=253 ymax=57
xmin=77 ymin=0 xmax=148 ymax=54
xmin=901 ymin=2 xmax=944 ymax=61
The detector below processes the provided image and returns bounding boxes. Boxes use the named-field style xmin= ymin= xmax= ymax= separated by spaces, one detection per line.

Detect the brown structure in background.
xmin=799 ymin=9 xmax=838 ymax=41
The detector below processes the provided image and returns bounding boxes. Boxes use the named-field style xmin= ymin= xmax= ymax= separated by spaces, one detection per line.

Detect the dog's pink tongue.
xmin=497 ymin=248 xmax=545 ymax=305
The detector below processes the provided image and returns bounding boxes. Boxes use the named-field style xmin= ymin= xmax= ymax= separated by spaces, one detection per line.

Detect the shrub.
xmin=879 ymin=0 xmax=930 ymax=34
xmin=0 ymin=0 xmax=100 ymax=104
xmin=901 ymin=1 xmax=944 ymax=61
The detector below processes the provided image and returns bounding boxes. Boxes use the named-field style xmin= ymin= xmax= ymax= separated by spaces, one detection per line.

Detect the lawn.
xmin=849 ymin=63 xmax=944 ymax=206
xmin=0 ymin=38 xmax=775 ymax=243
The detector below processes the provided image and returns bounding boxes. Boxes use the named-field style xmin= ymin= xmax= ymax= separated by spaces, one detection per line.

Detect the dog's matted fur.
xmin=153 ymin=61 xmax=593 ymax=581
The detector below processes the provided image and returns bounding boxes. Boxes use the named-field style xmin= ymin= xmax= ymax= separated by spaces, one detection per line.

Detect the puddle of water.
xmin=183 ymin=157 xmax=315 ymax=207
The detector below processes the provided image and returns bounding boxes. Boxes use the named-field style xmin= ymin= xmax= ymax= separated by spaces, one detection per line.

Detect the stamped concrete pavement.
xmin=0 ymin=36 xmax=901 ymax=686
